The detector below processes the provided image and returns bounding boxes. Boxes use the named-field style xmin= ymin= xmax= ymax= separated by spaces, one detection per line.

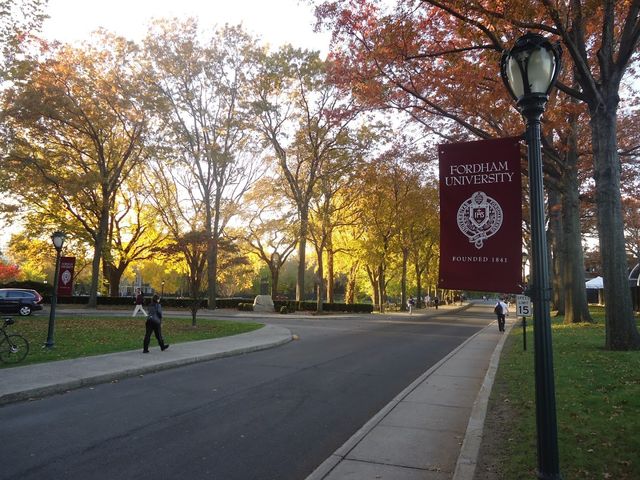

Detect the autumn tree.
xmin=249 ymin=46 xmax=360 ymax=304
xmin=350 ymin=150 xmax=417 ymax=311
xmin=0 ymin=261 xmax=20 ymax=282
xmin=2 ymin=33 xmax=150 ymax=307
xmin=147 ymin=161 xmax=207 ymax=325
xmin=315 ymin=0 xmax=636 ymax=345
xmin=420 ymin=0 xmax=640 ymax=347
xmin=0 ymin=0 xmax=48 ymax=81
xmin=143 ymin=19 xmax=261 ymax=310
xmin=240 ymin=176 xmax=299 ymax=298
xmin=102 ymin=182 xmax=166 ymax=297
xmin=406 ymin=174 xmax=440 ymax=307
xmin=5 ymin=232 xmax=91 ymax=285
xmin=308 ymin=124 xmax=371 ymax=309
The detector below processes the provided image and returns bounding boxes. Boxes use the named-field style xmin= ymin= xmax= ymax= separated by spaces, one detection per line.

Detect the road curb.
xmin=0 ymin=325 xmax=292 ymax=406
xmin=452 ymin=319 xmax=514 ymax=480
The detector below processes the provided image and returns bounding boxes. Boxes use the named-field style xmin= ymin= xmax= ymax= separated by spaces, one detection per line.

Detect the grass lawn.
xmin=476 ymin=306 xmax=640 ymax=479
xmin=1 ymin=314 xmax=263 ymax=369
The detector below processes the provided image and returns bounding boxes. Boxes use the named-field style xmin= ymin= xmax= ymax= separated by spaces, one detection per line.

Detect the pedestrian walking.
xmin=433 ymin=296 xmax=439 ymax=310
xmin=132 ymin=288 xmax=147 ymax=317
xmin=494 ymin=297 xmax=509 ymax=332
xmin=143 ymin=294 xmax=169 ymax=353
xmin=408 ymin=296 xmax=415 ymax=314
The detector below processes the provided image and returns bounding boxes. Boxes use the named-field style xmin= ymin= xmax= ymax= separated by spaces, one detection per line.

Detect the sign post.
xmin=516 ymin=294 xmax=532 ymax=350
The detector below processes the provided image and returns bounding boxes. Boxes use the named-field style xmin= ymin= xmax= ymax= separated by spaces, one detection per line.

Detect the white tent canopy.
xmin=585 ymin=276 xmax=604 ymax=289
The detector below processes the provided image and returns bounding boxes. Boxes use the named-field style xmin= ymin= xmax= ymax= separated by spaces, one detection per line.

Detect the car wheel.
xmin=19 ymin=305 xmax=32 ymax=316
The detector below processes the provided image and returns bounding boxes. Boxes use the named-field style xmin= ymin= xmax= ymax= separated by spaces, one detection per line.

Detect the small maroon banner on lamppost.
xmin=438 ymin=137 xmax=522 ymax=293
xmin=57 ymin=256 xmax=76 ymax=296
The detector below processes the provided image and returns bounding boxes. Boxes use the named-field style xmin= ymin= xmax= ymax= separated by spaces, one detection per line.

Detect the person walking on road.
xmin=132 ymin=288 xmax=147 ymax=317
xmin=143 ymin=294 xmax=169 ymax=353
xmin=494 ymin=298 xmax=509 ymax=332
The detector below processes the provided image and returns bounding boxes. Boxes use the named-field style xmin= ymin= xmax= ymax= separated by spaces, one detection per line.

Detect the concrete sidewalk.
xmin=307 ymin=317 xmax=512 ymax=480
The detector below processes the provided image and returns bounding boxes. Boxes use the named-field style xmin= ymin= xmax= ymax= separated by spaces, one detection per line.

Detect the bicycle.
xmin=0 ymin=317 xmax=30 ymax=364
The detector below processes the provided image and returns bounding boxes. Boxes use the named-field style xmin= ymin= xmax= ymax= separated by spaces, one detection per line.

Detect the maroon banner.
xmin=57 ymin=256 xmax=76 ymax=296
xmin=438 ymin=137 xmax=522 ymax=293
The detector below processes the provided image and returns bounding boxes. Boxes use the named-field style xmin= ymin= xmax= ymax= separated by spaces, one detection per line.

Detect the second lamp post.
xmin=45 ymin=231 xmax=65 ymax=349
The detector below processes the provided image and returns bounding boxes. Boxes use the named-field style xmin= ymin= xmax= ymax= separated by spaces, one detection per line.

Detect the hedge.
xmin=0 ymin=286 xmax=373 ymax=313
xmin=36 ymin=295 xmax=256 ymax=309
xmin=273 ymin=300 xmax=373 ymax=313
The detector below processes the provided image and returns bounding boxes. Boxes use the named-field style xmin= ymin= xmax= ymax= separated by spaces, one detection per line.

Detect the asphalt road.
xmin=0 ymin=307 xmax=491 ymax=480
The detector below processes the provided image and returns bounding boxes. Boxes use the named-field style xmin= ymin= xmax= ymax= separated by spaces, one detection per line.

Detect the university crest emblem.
xmin=456 ymin=191 xmax=503 ymax=249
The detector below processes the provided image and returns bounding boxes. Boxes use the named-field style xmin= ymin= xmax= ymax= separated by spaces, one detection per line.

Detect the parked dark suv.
xmin=0 ymin=288 xmax=44 ymax=316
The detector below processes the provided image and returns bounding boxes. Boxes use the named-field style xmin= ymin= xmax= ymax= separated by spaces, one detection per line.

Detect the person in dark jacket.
xmin=143 ymin=294 xmax=169 ymax=353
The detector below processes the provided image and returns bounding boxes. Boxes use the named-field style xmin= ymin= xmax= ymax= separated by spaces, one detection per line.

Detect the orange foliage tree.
xmin=315 ymin=0 xmax=640 ymax=347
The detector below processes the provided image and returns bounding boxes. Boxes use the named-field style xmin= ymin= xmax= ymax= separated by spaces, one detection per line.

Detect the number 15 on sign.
xmin=516 ymin=295 xmax=532 ymax=317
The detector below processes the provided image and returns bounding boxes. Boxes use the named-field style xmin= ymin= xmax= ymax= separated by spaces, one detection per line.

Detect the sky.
xmin=40 ymin=0 xmax=330 ymax=54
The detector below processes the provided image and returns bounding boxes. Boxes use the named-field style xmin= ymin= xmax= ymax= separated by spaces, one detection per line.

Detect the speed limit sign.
xmin=516 ymin=295 xmax=532 ymax=317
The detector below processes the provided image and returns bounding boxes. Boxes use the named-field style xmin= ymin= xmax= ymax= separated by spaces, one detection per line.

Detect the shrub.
xmin=274 ymin=300 xmax=372 ymax=313
xmin=279 ymin=305 xmax=289 ymax=314
xmin=237 ymin=302 xmax=254 ymax=311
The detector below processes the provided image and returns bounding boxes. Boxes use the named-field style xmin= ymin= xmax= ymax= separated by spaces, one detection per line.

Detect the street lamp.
xmin=501 ymin=33 xmax=562 ymax=480
xmin=161 ymin=280 xmax=165 ymax=298
xmin=45 ymin=231 xmax=65 ymax=349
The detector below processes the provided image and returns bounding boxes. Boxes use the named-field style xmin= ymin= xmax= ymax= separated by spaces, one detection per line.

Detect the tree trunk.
xmin=561 ymin=117 xmax=592 ymax=324
xmin=206 ymin=192 xmax=221 ymax=310
xmin=296 ymin=207 xmax=309 ymax=304
xmin=590 ymin=105 xmax=640 ymax=349
xmin=327 ymin=240 xmax=335 ymax=303
xmin=548 ymin=188 xmax=564 ymax=314
xmin=189 ymin=269 xmax=200 ymax=327
xmin=106 ymin=262 xmax=127 ymax=297
xmin=316 ymin=250 xmax=324 ymax=313
xmin=400 ymin=247 xmax=408 ymax=311
xmin=346 ymin=261 xmax=358 ymax=304
xmin=87 ymin=206 xmax=109 ymax=308
xmin=377 ymin=263 xmax=385 ymax=313
xmin=415 ymin=262 xmax=423 ymax=308
xmin=365 ymin=265 xmax=379 ymax=309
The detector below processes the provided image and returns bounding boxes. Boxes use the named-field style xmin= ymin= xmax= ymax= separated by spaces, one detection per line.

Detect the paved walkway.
xmin=306 ymin=315 xmax=513 ymax=480
xmin=0 ymin=303 xmax=512 ymax=480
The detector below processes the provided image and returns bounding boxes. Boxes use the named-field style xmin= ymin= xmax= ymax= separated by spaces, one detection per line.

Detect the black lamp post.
xmin=501 ymin=32 xmax=562 ymax=480
xmin=45 ymin=231 xmax=65 ymax=349
xmin=161 ymin=280 xmax=165 ymax=298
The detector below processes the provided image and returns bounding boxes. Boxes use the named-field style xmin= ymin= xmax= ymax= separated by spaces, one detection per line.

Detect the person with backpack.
xmin=494 ymin=297 xmax=509 ymax=332
xmin=143 ymin=294 xmax=169 ymax=353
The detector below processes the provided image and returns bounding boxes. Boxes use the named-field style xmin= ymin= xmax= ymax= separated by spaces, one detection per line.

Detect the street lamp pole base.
xmin=538 ymin=472 xmax=563 ymax=480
